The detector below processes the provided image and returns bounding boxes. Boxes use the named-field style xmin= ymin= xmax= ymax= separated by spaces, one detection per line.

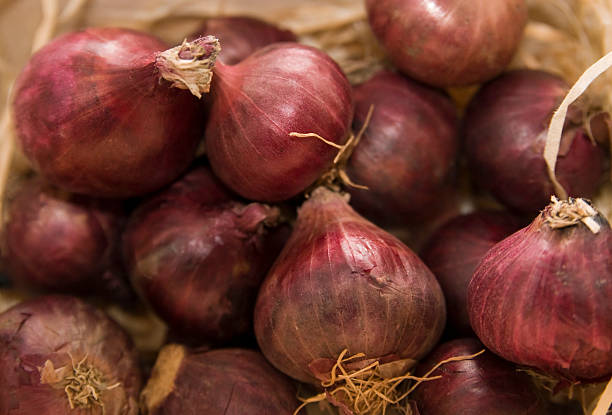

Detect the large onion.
xmin=206 ymin=44 xmax=354 ymax=202
xmin=12 ymin=28 xmax=219 ymax=197
xmin=468 ymin=197 xmax=612 ymax=382
xmin=254 ymin=187 xmax=446 ymax=388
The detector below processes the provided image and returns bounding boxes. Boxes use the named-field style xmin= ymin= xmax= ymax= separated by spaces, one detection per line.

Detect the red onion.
xmin=254 ymin=187 xmax=446 ymax=389
xmin=365 ymin=0 xmax=528 ymax=87
xmin=464 ymin=69 xmax=607 ymax=213
xmin=141 ymin=345 xmax=298 ymax=414
xmin=3 ymin=179 xmax=133 ymax=303
xmin=468 ymin=198 xmax=612 ymax=382
xmin=0 ymin=295 xmax=141 ymax=414
xmin=123 ymin=166 xmax=283 ymax=344
xmin=420 ymin=211 xmax=523 ymax=335
xmin=206 ymin=43 xmax=354 ymax=202
xmin=346 ymin=70 xmax=459 ymax=226
xmin=413 ymin=338 xmax=550 ymax=414
xmin=12 ymin=28 xmax=220 ymax=197
xmin=190 ymin=16 xmax=297 ymax=64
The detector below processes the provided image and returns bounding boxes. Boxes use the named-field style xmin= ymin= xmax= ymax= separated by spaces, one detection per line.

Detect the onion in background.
xmin=190 ymin=16 xmax=296 ymax=64
xmin=3 ymin=178 xmax=133 ymax=303
xmin=0 ymin=295 xmax=141 ymax=414
xmin=346 ymin=70 xmax=459 ymax=227
xmin=141 ymin=346 xmax=298 ymax=414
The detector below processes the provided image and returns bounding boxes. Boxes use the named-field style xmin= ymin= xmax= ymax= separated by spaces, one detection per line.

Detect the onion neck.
xmin=544 ymin=196 xmax=602 ymax=234
xmin=155 ymin=36 xmax=220 ymax=98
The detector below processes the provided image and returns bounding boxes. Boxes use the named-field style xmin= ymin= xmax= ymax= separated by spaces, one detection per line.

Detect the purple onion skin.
xmin=365 ymin=0 xmax=527 ymax=87
xmin=0 ymin=295 xmax=141 ymax=414
xmin=12 ymin=28 xmax=205 ymax=197
xmin=206 ymin=43 xmax=354 ymax=202
xmin=190 ymin=16 xmax=296 ymax=65
xmin=3 ymin=179 xmax=133 ymax=303
xmin=141 ymin=346 xmax=298 ymax=414
xmin=464 ymin=70 xmax=606 ymax=213
xmin=254 ymin=187 xmax=446 ymax=384
xmin=347 ymin=70 xmax=459 ymax=226
xmin=123 ymin=168 xmax=283 ymax=344
xmin=420 ymin=211 xmax=523 ymax=335
xmin=413 ymin=338 xmax=550 ymax=415
xmin=468 ymin=205 xmax=612 ymax=382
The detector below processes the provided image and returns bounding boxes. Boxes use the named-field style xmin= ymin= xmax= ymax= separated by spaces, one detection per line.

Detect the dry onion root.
xmin=293 ymin=348 xmax=485 ymax=415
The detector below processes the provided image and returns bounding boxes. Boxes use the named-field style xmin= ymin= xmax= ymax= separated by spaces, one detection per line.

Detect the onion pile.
xmin=413 ymin=338 xmax=551 ymax=414
xmin=141 ymin=346 xmax=298 ymax=414
xmin=468 ymin=197 xmax=612 ymax=382
xmin=346 ymin=70 xmax=459 ymax=227
xmin=0 ymin=295 xmax=141 ymax=414
xmin=123 ymin=165 xmax=284 ymax=344
xmin=3 ymin=179 xmax=133 ymax=303
xmin=421 ymin=211 xmax=523 ymax=335
xmin=206 ymin=43 xmax=354 ymax=202
xmin=12 ymin=28 xmax=219 ymax=197
xmin=190 ymin=16 xmax=296 ymax=64
xmin=464 ymin=69 xmax=607 ymax=213
xmin=254 ymin=187 xmax=445 ymax=410
xmin=365 ymin=0 xmax=528 ymax=87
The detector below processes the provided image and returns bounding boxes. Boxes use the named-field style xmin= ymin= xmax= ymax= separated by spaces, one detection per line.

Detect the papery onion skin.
xmin=365 ymin=0 xmax=528 ymax=87
xmin=3 ymin=179 xmax=133 ymax=303
xmin=12 ymin=28 xmax=211 ymax=197
xmin=191 ymin=16 xmax=296 ymax=64
xmin=413 ymin=338 xmax=550 ymax=415
xmin=347 ymin=70 xmax=459 ymax=226
xmin=464 ymin=70 xmax=606 ymax=213
xmin=123 ymin=167 xmax=283 ymax=344
xmin=254 ymin=187 xmax=446 ymax=384
xmin=468 ymin=201 xmax=612 ymax=382
xmin=420 ymin=211 xmax=523 ymax=335
xmin=206 ymin=43 xmax=354 ymax=202
xmin=141 ymin=345 xmax=298 ymax=414
xmin=0 ymin=295 xmax=141 ymax=414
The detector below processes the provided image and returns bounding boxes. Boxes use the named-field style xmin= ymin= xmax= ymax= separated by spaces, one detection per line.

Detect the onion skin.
xmin=123 ymin=166 xmax=283 ymax=343
xmin=346 ymin=70 xmax=459 ymax=226
xmin=191 ymin=16 xmax=296 ymax=64
xmin=413 ymin=338 xmax=550 ymax=415
xmin=365 ymin=0 xmax=527 ymax=87
xmin=468 ymin=200 xmax=612 ymax=382
xmin=0 ymin=295 xmax=141 ymax=414
xmin=464 ymin=70 xmax=606 ymax=213
xmin=3 ymin=179 xmax=132 ymax=303
xmin=420 ymin=211 xmax=523 ymax=335
xmin=141 ymin=346 xmax=298 ymax=414
xmin=206 ymin=43 xmax=354 ymax=202
xmin=12 ymin=28 xmax=213 ymax=197
xmin=254 ymin=187 xmax=446 ymax=384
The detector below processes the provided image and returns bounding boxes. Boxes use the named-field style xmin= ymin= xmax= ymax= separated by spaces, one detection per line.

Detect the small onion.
xmin=206 ymin=43 xmax=354 ymax=202
xmin=365 ymin=0 xmax=528 ymax=87
xmin=0 ymin=295 xmax=141 ymax=414
xmin=3 ymin=179 xmax=133 ymax=303
xmin=190 ymin=16 xmax=296 ymax=64
xmin=420 ymin=211 xmax=523 ymax=335
xmin=12 ymin=28 xmax=219 ymax=197
xmin=346 ymin=70 xmax=459 ymax=226
xmin=413 ymin=338 xmax=551 ymax=415
xmin=123 ymin=165 xmax=283 ymax=344
xmin=141 ymin=345 xmax=298 ymax=414
xmin=464 ymin=69 xmax=607 ymax=213
xmin=254 ymin=187 xmax=446 ymax=385
xmin=468 ymin=198 xmax=612 ymax=382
